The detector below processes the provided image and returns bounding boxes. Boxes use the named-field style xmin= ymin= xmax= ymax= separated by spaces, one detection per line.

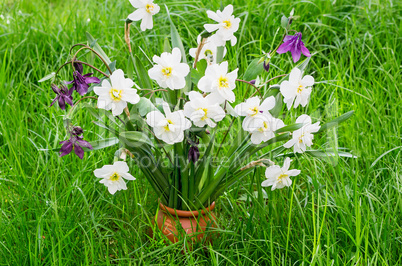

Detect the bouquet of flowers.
xmin=42 ymin=2 xmax=353 ymax=211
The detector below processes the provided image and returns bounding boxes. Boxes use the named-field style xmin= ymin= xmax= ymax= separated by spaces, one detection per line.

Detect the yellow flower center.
xmin=163 ymin=119 xmax=173 ymax=131
xmin=109 ymin=88 xmax=122 ymax=101
xmin=145 ymin=4 xmax=155 ymax=13
xmin=299 ymin=134 xmax=304 ymax=143
xmin=218 ymin=76 xmax=229 ymax=89
xmin=223 ymin=20 xmax=232 ymax=29
xmin=198 ymin=108 xmax=208 ymax=120
xmin=277 ymin=174 xmax=288 ymax=183
xmin=162 ymin=67 xmax=172 ymax=77
xmin=204 ymin=49 xmax=213 ymax=56
xmin=258 ymin=121 xmax=269 ymax=132
xmin=250 ymin=106 xmax=259 ymax=116
xmin=110 ymin=172 xmax=120 ymax=181
xmin=297 ymin=85 xmax=303 ymax=93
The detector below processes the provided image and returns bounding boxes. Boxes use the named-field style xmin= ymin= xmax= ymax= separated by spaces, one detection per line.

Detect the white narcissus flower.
xmin=283 ymin=114 xmax=321 ymax=153
xmin=235 ymin=96 xmax=276 ymax=131
xmin=127 ymin=0 xmax=160 ymax=31
xmin=248 ymin=114 xmax=285 ymax=144
xmin=94 ymin=69 xmax=140 ymax=116
xmin=94 ymin=161 xmax=136 ymax=195
xmin=148 ymin=47 xmax=190 ymax=90
xmin=146 ymin=102 xmax=191 ymax=144
xmin=189 ymin=35 xmax=227 ymax=65
xmin=198 ymin=61 xmax=238 ymax=103
xmin=261 ymin=157 xmax=300 ymax=190
xmin=183 ymin=91 xmax=226 ymax=128
xmin=204 ymin=4 xmax=241 ymax=46
xmin=280 ymin=68 xmax=314 ymax=110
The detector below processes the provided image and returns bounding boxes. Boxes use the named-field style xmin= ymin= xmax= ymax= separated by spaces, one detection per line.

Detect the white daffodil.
xmin=283 ymin=114 xmax=321 ymax=153
xmin=198 ymin=61 xmax=238 ymax=103
xmin=146 ymin=102 xmax=191 ymax=144
xmin=183 ymin=91 xmax=226 ymax=128
xmin=235 ymin=96 xmax=276 ymax=131
xmin=189 ymin=35 xmax=227 ymax=65
xmin=280 ymin=68 xmax=314 ymax=109
xmin=148 ymin=47 xmax=190 ymax=90
xmin=204 ymin=4 xmax=240 ymax=46
xmin=261 ymin=157 xmax=300 ymax=190
xmin=94 ymin=161 xmax=136 ymax=195
xmin=248 ymin=114 xmax=285 ymax=144
xmin=94 ymin=69 xmax=140 ymax=116
xmin=127 ymin=0 xmax=160 ymax=31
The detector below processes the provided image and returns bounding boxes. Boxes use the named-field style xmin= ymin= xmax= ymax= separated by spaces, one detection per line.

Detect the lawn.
xmin=0 ymin=0 xmax=401 ymax=264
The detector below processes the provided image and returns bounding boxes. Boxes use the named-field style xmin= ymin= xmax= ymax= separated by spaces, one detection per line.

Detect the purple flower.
xmin=50 ymin=84 xmax=73 ymax=110
xmin=66 ymin=63 xmax=100 ymax=96
xmin=250 ymin=79 xmax=256 ymax=85
xmin=277 ymin=32 xmax=311 ymax=63
xmin=59 ymin=128 xmax=92 ymax=159
xmin=188 ymin=146 xmax=200 ymax=163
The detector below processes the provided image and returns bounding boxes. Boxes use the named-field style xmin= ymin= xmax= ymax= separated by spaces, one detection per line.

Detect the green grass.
xmin=0 ymin=0 xmax=401 ymax=264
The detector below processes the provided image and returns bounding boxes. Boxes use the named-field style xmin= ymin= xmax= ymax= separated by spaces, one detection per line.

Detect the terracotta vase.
xmin=155 ymin=201 xmax=216 ymax=243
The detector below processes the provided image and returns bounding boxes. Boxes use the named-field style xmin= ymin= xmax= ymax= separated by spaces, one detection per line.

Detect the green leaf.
xmin=132 ymin=55 xmax=153 ymax=90
xmin=165 ymin=5 xmax=191 ymax=94
xmin=216 ymin=46 xmax=225 ymax=64
xmin=85 ymin=32 xmax=111 ymax=65
xmin=275 ymin=149 xmax=357 ymax=159
xmin=243 ymin=58 xmax=265 ymax=81
xmin=190 ymin=59 xmax=207 ymax=85
xmin=317 ymin=110 xmax=354 ymax=133
xmin=38 ymin=72 xmax=55 ymax=83
xmin=296 ymin=56 xmax=310 ymax=73
xmin=119 ymin=131 xmax=154 ymax=148
xmin=163 ymin=37 xmax=171 ymax=53
xmin=305 ymin=150 xmax=357 ymax=158
xmin=109 ymin=60 xmax=116 ymax=72
xmin=135 ymin=97 xmax=157 ymax=117
xmin=90 ymin=137 xmax=120 ymax=150
xmin=165 ymin=6 xmax=186 ymax=64
xmin=269 ymin=90 xmax=283 ymax=118
xmin=281 ymin=15 xmax=289 ymax=29
xmin=275 ymin=123 xmax=304 ymax=134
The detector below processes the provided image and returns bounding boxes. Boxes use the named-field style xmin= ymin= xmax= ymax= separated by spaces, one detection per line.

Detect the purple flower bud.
xmin=263 ymin=61 xmax=270 ymax=72
xmin=276 ymin=32 xmax=311 ymax=63
xmin=188 ymin=146 xmax=200 ymax=163
xmin=72 ymin=126 xmax=84 ymax=136
xmin=73 ymin=62 xmax=84 ymax=74
xmin=250 ymin=80 xmax=256 ymax=85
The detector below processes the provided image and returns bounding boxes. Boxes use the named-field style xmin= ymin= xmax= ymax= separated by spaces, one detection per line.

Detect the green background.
xmin=0 ymin=0 xmax=401 ymax=264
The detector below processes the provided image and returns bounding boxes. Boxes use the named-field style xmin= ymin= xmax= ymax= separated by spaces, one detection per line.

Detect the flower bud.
xmin=188 ymin=146 xmax=200 ymax=163
xmin=263 ymin=61 xmax=270 ymax=72
xmin=72 ymin=126 xmax=84 ymax=136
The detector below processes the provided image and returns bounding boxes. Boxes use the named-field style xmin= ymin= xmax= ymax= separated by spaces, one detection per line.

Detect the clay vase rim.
xmin=159 ymin=201 xmax=216 ymax=218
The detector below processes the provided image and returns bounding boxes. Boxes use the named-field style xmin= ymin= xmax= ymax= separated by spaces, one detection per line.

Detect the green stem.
xmin=54 ymin=60 xmax=109 ymax=81
xmin=189 ymin=162 xmax=195 ymax=205
xmin=70 ymin=44 xmax=113 ymax=74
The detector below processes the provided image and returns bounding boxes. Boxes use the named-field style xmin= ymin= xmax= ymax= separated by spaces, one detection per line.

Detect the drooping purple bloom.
xmin=50 ymin=84 xmax=73 ymax=110
xmin=188 ymin=146 xmax=200 ymax=163
xmin=59 ymin=127 xmax=92 ymax=159
xmin=66 ymin=63 xmax=100 ymax=96
xmin=250 ymin=79 xmax=256 ymax=85
xmin=277 ymin=32 xmax=311 ymax=63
